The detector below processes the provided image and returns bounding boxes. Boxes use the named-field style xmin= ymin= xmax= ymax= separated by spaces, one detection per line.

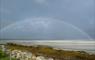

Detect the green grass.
xmin=0 ymin=49 xmax=16 ymax=60
xmin=0 ymin=56 xmax=16 ymax=60
xmin=0 ymin=56 xmax=10 ymax=60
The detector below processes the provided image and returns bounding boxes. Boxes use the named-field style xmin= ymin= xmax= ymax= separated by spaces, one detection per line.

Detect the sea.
xmin=0 ymin=40 xmax=95 ymax=54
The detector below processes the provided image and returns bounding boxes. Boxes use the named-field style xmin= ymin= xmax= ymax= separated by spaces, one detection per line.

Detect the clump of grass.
xmin=0 ymin=49 xmax=16 ymax=60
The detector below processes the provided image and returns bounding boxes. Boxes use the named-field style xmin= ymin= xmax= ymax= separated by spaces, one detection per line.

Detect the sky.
xmin=0 ymin=0 xmax=95 ymax=40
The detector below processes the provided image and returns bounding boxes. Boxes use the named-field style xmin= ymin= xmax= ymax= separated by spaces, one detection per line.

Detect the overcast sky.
xmin=0 ymin=0 xmax=95 ymax=40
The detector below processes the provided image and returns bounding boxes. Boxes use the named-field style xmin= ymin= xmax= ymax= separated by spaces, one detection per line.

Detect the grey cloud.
xmin=0 ymin=0 xmax=94 ymax=40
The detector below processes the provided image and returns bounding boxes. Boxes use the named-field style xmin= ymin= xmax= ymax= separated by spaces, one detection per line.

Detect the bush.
xmin=0 ymin=49 xmax=6 ymax=58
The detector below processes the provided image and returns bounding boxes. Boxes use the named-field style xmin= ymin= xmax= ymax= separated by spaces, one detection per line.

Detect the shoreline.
xmin=0 ymin=40 xmax=95 ymax=54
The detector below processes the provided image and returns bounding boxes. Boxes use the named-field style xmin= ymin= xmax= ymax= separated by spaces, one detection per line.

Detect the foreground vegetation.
xmin=6 ymin=43 xmax=95 ymax=60
xmin=0 ymin=48 xmax=16 ymax=60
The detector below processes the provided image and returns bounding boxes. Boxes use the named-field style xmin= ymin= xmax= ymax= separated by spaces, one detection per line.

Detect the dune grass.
xmin=6 ymin=43 xmax=95 ymax=60
xmin=0 ymin=49 xmax=16 ymax=60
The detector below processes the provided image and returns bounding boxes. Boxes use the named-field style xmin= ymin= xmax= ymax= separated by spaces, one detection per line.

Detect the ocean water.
xmin=0 ymin=40 xmax=95 ymax=54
